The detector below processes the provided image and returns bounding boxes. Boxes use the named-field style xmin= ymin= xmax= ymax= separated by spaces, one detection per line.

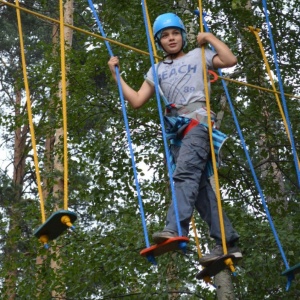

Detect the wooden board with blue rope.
xmin=140 ymin=237 xmax=189 ymax=257
xmin=34 ymin=210 xmax=77 ymax=241
xmin=196 ymin=254 xmax=235 ymax=280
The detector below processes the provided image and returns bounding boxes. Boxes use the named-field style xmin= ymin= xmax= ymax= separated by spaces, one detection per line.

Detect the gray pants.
xmin=164 ymin=124 xmax=239 ymax=244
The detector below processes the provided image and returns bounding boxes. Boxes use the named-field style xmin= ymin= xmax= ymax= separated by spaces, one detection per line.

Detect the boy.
xmin=108 ymin=13 xmax=242 ymax=265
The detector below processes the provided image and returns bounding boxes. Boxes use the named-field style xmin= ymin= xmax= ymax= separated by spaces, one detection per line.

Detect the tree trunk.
xmin=214 ymin=269 xmax=236 ymax=300
xmin=209 ymin=176 xmax=236 ymax=300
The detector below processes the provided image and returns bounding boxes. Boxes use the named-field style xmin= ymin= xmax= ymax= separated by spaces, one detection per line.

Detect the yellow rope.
xmin=144 ymin=0 xmax=159 ymax=63
xmin=198 ymin=0 xmax=235 ymax=274
xmin=249 ymin=26 xmax=300 ymax=170
xmin=15 ymin=0 xmax=45 ymax=223
xmin=218 ymin=75 xmax=300 ymax=99
xmin=59 ymin=0 xmax=69 ymax=210
xmin=191 ymin=218 xmax=202 ymax=258
xmin=199 ymin=0 xmax=227 ymax=252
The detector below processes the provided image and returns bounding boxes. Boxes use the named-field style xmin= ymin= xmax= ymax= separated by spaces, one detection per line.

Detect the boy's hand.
xmin=197 ymin=32 xmax=213 ymax=46
xmin=108 ymin=56 xmax=120 ymax=77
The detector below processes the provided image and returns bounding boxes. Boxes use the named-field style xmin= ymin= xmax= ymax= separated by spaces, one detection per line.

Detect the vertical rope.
xmin=15 ymin=0 xmax=46 ymax=223
xmin=197 ymin=3 xmax=229 ymax=257
xmin=144 ymin=1 xmax=159 ymax=63
xmin=59 ymin=0 xmax=69 ymax=210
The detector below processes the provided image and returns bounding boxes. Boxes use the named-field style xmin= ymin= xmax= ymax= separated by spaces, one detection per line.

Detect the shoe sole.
xmin=199 ymin=253 xmax=243 ymax=267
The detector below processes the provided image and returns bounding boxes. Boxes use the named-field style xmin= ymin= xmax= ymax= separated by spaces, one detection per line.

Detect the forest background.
xmin=0 ymin=0 xmax=299 ymax=299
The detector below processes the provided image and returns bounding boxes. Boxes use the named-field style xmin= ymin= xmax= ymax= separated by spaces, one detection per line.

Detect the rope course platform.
xmin=140 ymin=237 xmax=189 ymax=258
xmin=281 ymin=263 xmax=300 ymax=290
xmin=196 ymin=254 xmax=236 ymax=281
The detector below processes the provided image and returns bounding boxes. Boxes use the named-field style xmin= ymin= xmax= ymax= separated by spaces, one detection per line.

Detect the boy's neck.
xmin=165 ymin=50 xmax=185 ymax=60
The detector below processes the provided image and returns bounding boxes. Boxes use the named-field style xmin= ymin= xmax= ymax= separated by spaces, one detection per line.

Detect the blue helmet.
xmin=153 ymin=13 xmax=187 ymax=51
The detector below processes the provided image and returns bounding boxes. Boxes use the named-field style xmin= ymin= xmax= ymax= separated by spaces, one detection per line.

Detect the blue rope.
xmin=86 ymin=0 xmax=151 ymax=250
xmin=199 ymin=10 xmax=292 ymax=287
xmin=140 ymin=3 xmax=185 ymax=247
xmin=261 ymin=0 xmax=300 ymax=186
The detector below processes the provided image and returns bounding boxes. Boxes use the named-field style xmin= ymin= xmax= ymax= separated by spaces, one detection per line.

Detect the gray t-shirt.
xmin=146 ymin=48 xmax=216 ymax=106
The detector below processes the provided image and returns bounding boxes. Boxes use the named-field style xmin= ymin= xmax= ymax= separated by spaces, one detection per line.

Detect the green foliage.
xmin=0 ymin=0 xmax=300 ymax=299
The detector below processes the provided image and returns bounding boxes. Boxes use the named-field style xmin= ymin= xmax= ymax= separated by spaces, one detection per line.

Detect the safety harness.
xmin=163 ymin=102 xmax=227 ymax=177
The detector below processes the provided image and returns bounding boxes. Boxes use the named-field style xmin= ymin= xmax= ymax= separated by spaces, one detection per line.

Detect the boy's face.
xmin=160 ymin=28 xmax=184 ymax=55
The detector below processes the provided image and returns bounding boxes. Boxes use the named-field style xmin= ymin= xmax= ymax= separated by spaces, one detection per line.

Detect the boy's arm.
xmin=108 ymin=56 xmax=154 ymax=109
xmin=197 ymin=33 xmax=237 ymax=69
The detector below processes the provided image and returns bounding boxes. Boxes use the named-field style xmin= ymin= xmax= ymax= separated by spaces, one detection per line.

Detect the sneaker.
xmin=152 ymin=230 xmax=178 ymax=244
xmin=199 ymin=244 xmax=243 ymax=266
